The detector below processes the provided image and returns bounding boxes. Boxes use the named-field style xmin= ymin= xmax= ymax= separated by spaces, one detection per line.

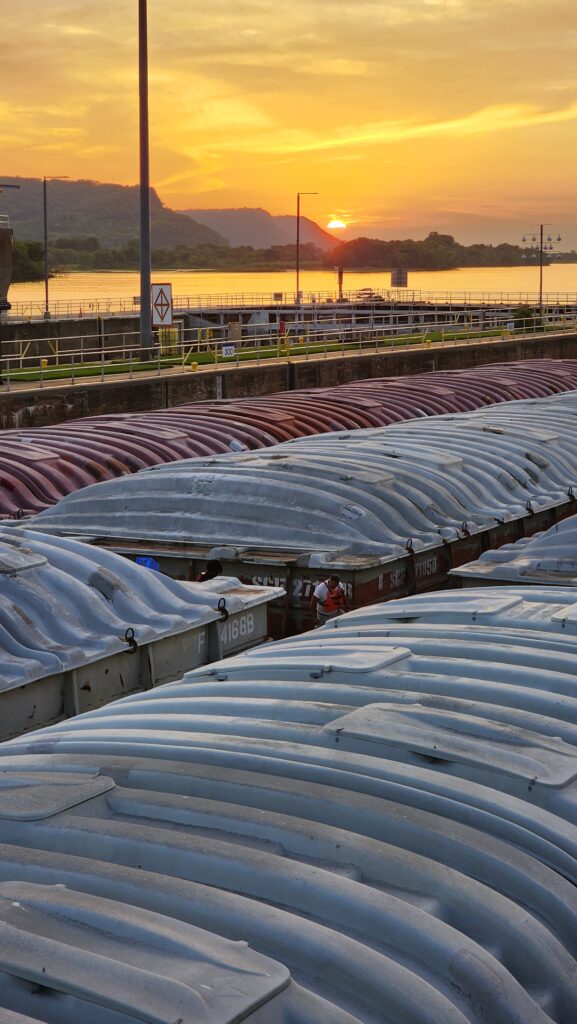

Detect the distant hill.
xmin=179 ymin=207 xmax=336 ymax=250
xmin=0 ymin=177 xmax=227 ymax=249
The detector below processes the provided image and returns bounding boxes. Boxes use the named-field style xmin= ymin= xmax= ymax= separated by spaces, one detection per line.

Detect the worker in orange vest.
xmin=195 ymin=559 xmax=223 ymax=582
xmin=311 ymin=574 xmax=350 ymax=627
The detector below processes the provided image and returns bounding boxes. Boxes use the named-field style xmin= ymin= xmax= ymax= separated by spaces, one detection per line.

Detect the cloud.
xmin=2 ymin=0 xmax=577 ymax=246
xmin=44 ymin=23 xmax=103 ymax=38
xmin=185 ymin=100 xmax=577 ymax=157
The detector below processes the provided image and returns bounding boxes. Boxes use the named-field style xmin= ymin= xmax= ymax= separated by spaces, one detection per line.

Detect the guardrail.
xmin=7 ymin=288 xmax=577 ymax=321
xmin=0 ymin=308 xmax=575 ymax=391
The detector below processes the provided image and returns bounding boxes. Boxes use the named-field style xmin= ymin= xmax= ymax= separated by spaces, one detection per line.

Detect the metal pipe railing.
xmin=0 ymin=308 xmax=574 ymax=392
xmin=7 ymin=288 xmax=577 ymax=321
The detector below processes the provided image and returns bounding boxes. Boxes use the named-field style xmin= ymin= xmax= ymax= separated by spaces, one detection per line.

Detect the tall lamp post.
xmin=0 ymin=183 xmax=20 ymax=385
xmin=521 ymin=224 xmax=561 ymax=317
xmin=43 ymin=175 xmax=69 ymax=319
xmin=296 ymin=191 xmax=318 ymax=303
xmin=139 ymin=0 xmax=153 ymax=355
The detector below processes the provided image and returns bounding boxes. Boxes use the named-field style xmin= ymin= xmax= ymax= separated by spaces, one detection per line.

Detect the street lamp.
xmin=42 ymin=175 xmax=69 ymax=319
xmin=296 ymin=191 xmax=318 ymax=302
xmin=138 ymin=0 xmax=153 ymax=355
xmin=0 ymin=183 xmax=20 ymax=385
xmin=521 ymin=223 xmax=562 ymax=317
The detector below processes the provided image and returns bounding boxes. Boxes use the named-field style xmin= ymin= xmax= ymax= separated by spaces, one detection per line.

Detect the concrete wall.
xmin=3 ymin=315 xmax=139 ymax=367
xmin=4 ymin=315 xmax=138 ymax=343
xmin=0 ymin=228 xmax=13 ymax=309
xmin=2 ymin=331 xmax=577 ymax=429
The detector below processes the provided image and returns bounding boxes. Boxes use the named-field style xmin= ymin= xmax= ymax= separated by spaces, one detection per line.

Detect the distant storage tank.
xmin=391 ymin=267 xmax=408 ymax=287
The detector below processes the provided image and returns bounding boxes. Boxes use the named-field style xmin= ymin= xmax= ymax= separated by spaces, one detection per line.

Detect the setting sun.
xmin=1 ymin=2 xmax=576 ymax=246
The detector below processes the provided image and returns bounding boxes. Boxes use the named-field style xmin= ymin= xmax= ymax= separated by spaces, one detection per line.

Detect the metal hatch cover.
xmin=323 ymin=703 xmax=577 ymax=788
xmin=0 ymin=771 xmax=115 ymax=820
xmin=376 ymin=595 xmax=525 ymax=620
xmin=380 ymin=449 xmax=464 ymax=469
xmin=236 ymin=646 xmax=412 ymax=674
xmin=463 ymin=421 xmax=560 ymax=442
xmin=338 ymin=469 xmax=394 ymax=485
xmin=0 ymin=445 xmax=61 ymax=462
xmin=0 ymin=550 xmax=48 ymax=574
xmin=0 ymin=882 xmax=290 ymax=1024
xmin=552 ymin=604 xmax=577 ymax=624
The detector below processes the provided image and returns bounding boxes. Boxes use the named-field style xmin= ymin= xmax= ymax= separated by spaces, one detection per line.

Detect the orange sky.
xmin=2 ymin=1 xmax=576 ymax=245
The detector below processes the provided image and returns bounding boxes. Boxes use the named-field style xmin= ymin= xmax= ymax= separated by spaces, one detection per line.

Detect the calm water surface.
xmin=9 ymin=264 xmax=577 ymax=311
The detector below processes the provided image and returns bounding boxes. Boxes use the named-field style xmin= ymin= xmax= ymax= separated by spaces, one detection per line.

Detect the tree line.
xmin=12 ymin=231 xmax=577 ymax=282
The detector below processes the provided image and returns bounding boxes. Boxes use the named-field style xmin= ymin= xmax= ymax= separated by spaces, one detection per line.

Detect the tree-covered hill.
xmin=181 ymin=207 xmax=336 ymax=250
xmin=327 ymin=232 xmax=536 ymax=270
xmin=0 ymin=177 xmax=227 ymax=249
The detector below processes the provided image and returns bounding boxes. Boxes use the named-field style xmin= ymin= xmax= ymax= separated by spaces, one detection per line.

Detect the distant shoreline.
xmin=43 ymin=258 xmax=574 ymax=279
xmin=10 ymin=264 xmax=577 ymax=307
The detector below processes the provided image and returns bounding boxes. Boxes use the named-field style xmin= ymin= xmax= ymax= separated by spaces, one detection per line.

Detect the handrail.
xmin=6 ymin=288 xmax=577 ymax=321
xmin=0 ymin=308 xmax=573 ymax=392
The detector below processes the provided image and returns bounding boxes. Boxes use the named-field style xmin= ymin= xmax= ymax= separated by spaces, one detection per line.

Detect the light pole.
xmin=139 ymin=0 xmax=153 ymax=355
xmin=296 ymin=191 xmax=317 ymax=303
xmin=0 ymin=183 xmax=20 ymax=385
xmin=521 ymin=224 xmax=561 ymax=317
xmin=42 ymin=175 xmax=69 ymax=319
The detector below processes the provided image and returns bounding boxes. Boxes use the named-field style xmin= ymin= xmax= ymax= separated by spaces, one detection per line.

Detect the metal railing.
xmin=1 ymin=308 xmax=575 ymax=392
xmin=7 ymin=288 xmax=577 ymax=321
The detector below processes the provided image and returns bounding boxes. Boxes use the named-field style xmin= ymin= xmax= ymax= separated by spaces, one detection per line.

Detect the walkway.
xmin=0 ymin=328 xmax=549 ymax=395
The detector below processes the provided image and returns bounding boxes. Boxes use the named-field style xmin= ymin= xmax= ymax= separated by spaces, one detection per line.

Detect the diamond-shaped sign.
xmin=151 ymin=283 xmax=173 ymax=326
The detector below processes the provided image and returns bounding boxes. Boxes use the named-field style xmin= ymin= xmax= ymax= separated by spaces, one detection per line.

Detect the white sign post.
xmin=151 ymin=283 xmax=173 ymax=327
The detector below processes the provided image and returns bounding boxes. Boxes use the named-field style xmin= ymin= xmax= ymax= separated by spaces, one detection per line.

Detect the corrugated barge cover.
xmin=0 ymin=525 xmax=284 ymax=738
xmin=32 ymin=390 xmax=577 ymax=562
xmin=3 ymin=359 xmax=577 ymax=517
xmin=1 ymin=586 xmax=577 ymax=1022
xmin=451 ymin=511 xmax=577 ymax=585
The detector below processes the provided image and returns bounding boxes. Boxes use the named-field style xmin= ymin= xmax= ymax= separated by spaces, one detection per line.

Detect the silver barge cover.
xmin=32 ymin=391 xmax=577 ymax=561
xmin=0 ymin=526 xmax=283 ymax=738
xmin=0 ymin=587 xmax=576 ymax=1021
xmin=27 ymin=391 xmax=577 ymax=631
xmin=451 ymin=511 xmax=577 ymax=587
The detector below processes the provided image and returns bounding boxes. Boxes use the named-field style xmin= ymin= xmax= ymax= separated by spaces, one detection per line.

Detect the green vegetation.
xmin=1 ymin=177 xmax=226 ymax=249
xmin=327 ymin=232 xmax=576 ymax=270
xmin=13 ymin=230 xmax=577 ymax=283
xmin=4 ymin=179 xmax=576 ymax=282
xmin=41 ymin=237 xmax=324 ymax=274
xmin=512 ymin=304 xmax=542 ymax=330
xmin=12 ymin=240 xmax=44 ymax=281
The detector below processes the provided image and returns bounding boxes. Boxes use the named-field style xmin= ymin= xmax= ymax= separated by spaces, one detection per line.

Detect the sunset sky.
xmin=2 ymin=0 xmax=576 ymax=245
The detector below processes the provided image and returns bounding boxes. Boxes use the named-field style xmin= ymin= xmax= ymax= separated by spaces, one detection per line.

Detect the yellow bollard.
xmin=188 ymin=361 xmax=198 ymax=372
xmin=40 ymin=358 xmax=48 ymax=368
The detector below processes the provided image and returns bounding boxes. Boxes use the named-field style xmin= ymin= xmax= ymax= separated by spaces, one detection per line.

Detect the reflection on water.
xmin=8 ymin=264 xmax=577 ymax=307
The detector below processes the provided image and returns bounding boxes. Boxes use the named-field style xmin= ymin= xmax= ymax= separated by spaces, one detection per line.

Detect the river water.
xmin=8 ymin=264 xmax=577 ymax=314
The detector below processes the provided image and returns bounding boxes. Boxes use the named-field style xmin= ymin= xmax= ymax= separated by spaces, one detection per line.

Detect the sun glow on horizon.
xmin=2 ymin=1 xmax=576 ymax=247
